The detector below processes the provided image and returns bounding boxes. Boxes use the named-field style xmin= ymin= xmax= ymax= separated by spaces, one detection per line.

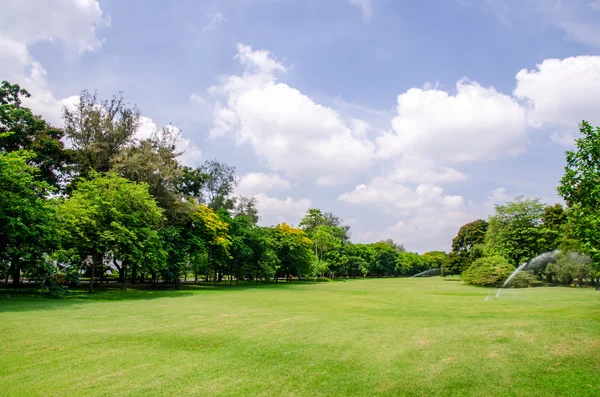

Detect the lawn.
xmin=1 ymin=278 xmax=599 ymax=396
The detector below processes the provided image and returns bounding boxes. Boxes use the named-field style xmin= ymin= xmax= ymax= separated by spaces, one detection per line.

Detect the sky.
xmin=2 ymin=0 xmax=600 ymax=252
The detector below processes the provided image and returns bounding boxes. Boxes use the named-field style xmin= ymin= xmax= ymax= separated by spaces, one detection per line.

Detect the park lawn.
xmin=0 ymin=278 xmax=599 ymax=396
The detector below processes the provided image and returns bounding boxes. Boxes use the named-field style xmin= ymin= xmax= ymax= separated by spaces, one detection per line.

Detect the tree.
xmin=380 ymin=239 xmax=405 ymax=253
xmin=198 ymin=159 xmax=237 ymax=210
xmin=539 ymin=204 xmax=567 ymax=252
xmin=299 ymin=209 xmax=326 ymax=237
xmin=557 ymin=121 xmax=600 ymax=279
xmin=112 ymin=126 xmax=183 ymax=214
xmin=56 ymin=173 xmax=164 ymax=292
xmin=63 ymin=90 xmax=140 ymax=176
xmin=0 ymin=81 xmax=71 ymax=187
xmin=0 ymin=148 xmax=56 ymax=286
xmin=485 ymin=197 xmax=545 ymax=266
xmin=232 ymin=196 xmax=260 ymax=225
xmin=267 ymin=223 xmax=314 ymax=281
xmin=421 ymin=251 xmax=448 ymax=269
xmin=462 ymin=255 xmax=515 ymax=287
xmin=443 ymin=220 xmax=487 ymax=275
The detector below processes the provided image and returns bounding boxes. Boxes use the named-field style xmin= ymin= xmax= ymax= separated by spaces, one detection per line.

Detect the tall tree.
xmin=442 ymin=219 xmax=488 ymax=275
xmin=558 ymin=120 xmax=600 ymax=278
xmin=0 ymin=81 xmax=71 ymax=187
xmin=56 ymin=173 xmax=164 ymax=292
xmin=0 ymin=148 xmax=56 ymax=286
xmin=63 ymin=90 xmax=140 ymax=176
xmin=485 ymin=196 xmax=545 ymax=266
xmin=112 ymin=126 xmax=183 ymax=214
xmin=198 ymin=159 xmax=237 ymax=210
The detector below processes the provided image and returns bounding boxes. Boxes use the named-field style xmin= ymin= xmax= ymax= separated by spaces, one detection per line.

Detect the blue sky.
xmin=2 ymin=0 xmax=600 ymax=252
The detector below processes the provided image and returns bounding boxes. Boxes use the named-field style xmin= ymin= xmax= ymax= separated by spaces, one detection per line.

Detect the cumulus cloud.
xmin=0 ymin=0 xmax=110 ymax=53
xmin=377 ymin=80 xmax=528 ymax=164
xmin=339 ymin=177 xmax=464 ymax=213
xmin=237 ymin=172 xmax=293 ymax=196
xmin=0 ymin=0 xmax=109 ymax=126
xmin=253 ymin=193 xmax=311 ymax=227
xmin=514 ymin=56 xmax=600 ymax=130
xmin=210 ymin=44 xmax=375 ymax=185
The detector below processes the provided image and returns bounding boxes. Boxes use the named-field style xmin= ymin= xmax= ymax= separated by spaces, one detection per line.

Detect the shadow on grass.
xmin=0 ymin=279 xmax=347 ymax=312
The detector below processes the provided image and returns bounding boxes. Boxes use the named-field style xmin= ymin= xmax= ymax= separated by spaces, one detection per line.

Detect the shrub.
xmin=462 ymin=255 xmax=515 ymax=287
xmin=508 ymin=270 xmax=543 ymax=288
xmin=545 ymin=251 xmax=591 ymax=285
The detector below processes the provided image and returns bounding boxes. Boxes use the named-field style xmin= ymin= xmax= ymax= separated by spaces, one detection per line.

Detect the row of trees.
xmin=0 ymin=81 xmax=439 ymax=294
xmin=442 ymin=121 xmax=600 ymax=289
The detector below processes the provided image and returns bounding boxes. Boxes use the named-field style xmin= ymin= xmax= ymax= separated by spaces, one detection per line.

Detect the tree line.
xmin=442 ymin=121 xmax=600 ymax=289
xmin=0 ymin=81 xmax=441 ymax=295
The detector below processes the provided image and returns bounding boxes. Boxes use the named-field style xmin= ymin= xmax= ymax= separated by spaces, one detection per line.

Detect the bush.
xmin=462 ymin=255 xmax=515 ymax=287
xmin=545 ymin=251 xmax=591 ymax=285
xmin=508 ymin=270 xmax=543 ymax=288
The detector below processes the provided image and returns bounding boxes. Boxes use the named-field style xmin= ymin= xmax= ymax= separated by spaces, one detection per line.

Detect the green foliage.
xmin=63 ymin=90 xmax=140 ymax=175
xmin=557 ymin=121 xmax=600 ymax=273
xmin=56 ymin=173 xmax=164 ymax=291
xmin=508 ymin=270 xmax=543 ymax=288
xmin=546 ymin=251 xmax=591 ymax=285
xmin=0 ymin=81 xmax=71 ymax=187
xmin=0 ymin=149 xmax=56 ymax=285
xmin=443 ymin=220 xmax=487 ymax=275
xmin=485 ymin=197 xmax=545 ymax=266
xmin=462 ymin=255 xmax=515 ymax=287
xmin=421 ymin=251 xmax=448 ymax=269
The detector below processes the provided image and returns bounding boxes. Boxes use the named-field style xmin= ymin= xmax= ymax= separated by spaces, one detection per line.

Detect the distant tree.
xmin=112 ymin=126 xmax=184 ymax=214
xmin=63 ymin=90 xmax=140 ymax=176
xmin=299 ymin=209 xmax=327 ymax=237
xmin=421 ymin=251 xmax=448 ymax=269
xmin=198 ymin=159 xmax=237 ymax=210
xmin=442 ymin=219 xmax=487 ymax=275
xmin=557 ymin=121 xmax=600 ymax=281
xmin=0 ymin=81 xmax=71 ymax=187
xmin=485 ymin=197 xmax=545 ymax=266
xmin=267 ymin=223 xmax=314 ymax=281
xmin=232 ymin=196 xmax=260 ymax=225
xmin=380 ymin=239 xmax=406 ymax=253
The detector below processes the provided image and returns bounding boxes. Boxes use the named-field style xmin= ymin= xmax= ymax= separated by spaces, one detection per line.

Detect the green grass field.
xmin=1 ymin=278 xmax=599 ymax=396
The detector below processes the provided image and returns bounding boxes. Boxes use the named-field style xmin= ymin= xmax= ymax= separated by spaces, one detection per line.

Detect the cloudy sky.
xmin=2 ymin=0 xmax=600 ymax=252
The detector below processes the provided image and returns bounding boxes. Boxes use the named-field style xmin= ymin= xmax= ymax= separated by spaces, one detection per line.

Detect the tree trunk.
xmin=89 ymin=256 xmax=99 ymax=293
xmin=121 ymin=261 xmax=127 ymax=291
xmin=130 ymin=263 xmax=137 ymax=285
xmin=11 ymin=262 xmax=20 ymax=288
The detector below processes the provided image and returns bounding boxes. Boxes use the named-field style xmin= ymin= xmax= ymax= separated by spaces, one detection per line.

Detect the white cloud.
xmin=349 ymin=0 xmax=373 ymax=22
xmin=237 ymin=172 xmax=293 ymax=196
xmin=377 ymin=80 xmax=528 ymax=164
xmin=0 ymin=0 xmax=109 ymax=126
xmin=339 ymin=177 xmax=464 ymax=213
xmin=210 ymin=44 xmax=376 ymax=185
xmin=514 ymin=56 xmax=600 ymax=129
xmin=138 ymin=117 xmax=202 ymax=167
xmin=253 ymin=193 xmax=311 ymax=227
xmin=202 ymin=11 xmax=226 ymax=32
xmin=0 ymin=0 xmax=109 ymax=53
xmin=388 ymin=163 xmax=468 ymax=184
